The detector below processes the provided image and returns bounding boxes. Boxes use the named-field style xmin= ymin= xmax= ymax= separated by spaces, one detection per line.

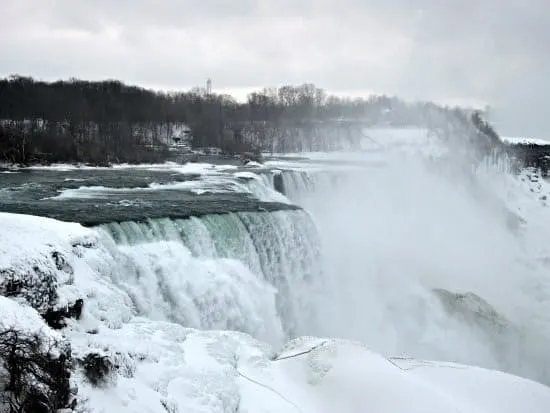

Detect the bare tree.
xmin=0 ymin=327 xmax=72 ymax=413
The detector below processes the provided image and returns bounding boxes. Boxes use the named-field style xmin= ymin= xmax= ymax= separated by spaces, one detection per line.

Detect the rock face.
xmin=433 ymin=288 xmax=510 ymax=332
xmin=0 ymin=216 xmax=91 ymax=412
xmin=79 ymin=353 xmax=114 ymax=387
xmin=431 ymin=288 xmax=534 ymax=374
xmin=273 ymin=172 xmax=285 ymax=195
xmin=505 ymin=143 xmax=550 ymax=176
xmin=44 ymin=298 xmax=84 ymax=330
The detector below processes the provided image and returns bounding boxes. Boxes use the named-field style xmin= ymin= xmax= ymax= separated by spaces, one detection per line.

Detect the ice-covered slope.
xmin=75 ymin=332 xmax=550 ymax=413
xmin=1 ymin=212 xmax=549 ymax=412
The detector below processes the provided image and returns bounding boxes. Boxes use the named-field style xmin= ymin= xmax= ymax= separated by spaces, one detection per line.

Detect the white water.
xmin=50 ymin=171 xmax=289 ymax=203
xmin=97 ymin=210 xmax=323 ymax=346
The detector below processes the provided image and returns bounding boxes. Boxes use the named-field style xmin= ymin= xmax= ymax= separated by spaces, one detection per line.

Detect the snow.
xmin=242 ymin=161 xmax=263 ymax=168
xmin=133 ymin=162 xmax=239 ymax=174
xmin=72 ymin=325 xmax=550 ymax=413
xmin=502 ymin=136 xmax=550 ymax=146
xmin=26 ymin=161 xmax=240 ymax=174
xmin=0 ymin=211 xmax=91 ymax=274
xmin=234 ymin=171 xmax=263 ymax=180
xmin=1 ymin=211 xmax=549 ymax=412
xmin=0 ymin=295 xmax=56 ymax=339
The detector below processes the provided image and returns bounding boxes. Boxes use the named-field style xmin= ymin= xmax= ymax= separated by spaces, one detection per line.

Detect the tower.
xmin=206 ymin=78 xmax=212 ymax=96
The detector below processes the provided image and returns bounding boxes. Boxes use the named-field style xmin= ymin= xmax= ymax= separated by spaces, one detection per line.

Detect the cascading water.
xmin=96 ymin=209 xmax=323 ymax=346
xmin=76 ymin=149 xmax=550 ymax=387
xmin=278 ymin=170 xmax=337 ymax=202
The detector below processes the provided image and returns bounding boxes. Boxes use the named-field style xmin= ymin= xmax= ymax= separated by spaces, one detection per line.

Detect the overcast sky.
xmin=1 ymin=1 xmax=548 ymax=136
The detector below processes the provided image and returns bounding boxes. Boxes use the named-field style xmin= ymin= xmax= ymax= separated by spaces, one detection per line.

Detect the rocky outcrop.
xmin=240 ymin=151 xmax=264 ymax=164
xmin=273 ymin=172 xmax=285 ymax=195
xmin=44 ymin=299 xmax=84 ymax=330
xmin=505 ymin=144 xmax=550 ymax=176
xmin=79 ymin=353 xmax=114 ymax=387
xmin=0 ymin=250 xmax=83 ymax=330
xmin=433 ymin=288 xmax=510 ymax=332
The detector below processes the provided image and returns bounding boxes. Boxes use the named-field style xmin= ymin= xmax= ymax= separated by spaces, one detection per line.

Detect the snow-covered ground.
xmin=501 ymin=136 xmax=550 ymax=146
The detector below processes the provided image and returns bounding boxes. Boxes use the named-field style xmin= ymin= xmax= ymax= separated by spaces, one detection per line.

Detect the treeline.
xmin=1 ymin=75 xmax=466 ymax=165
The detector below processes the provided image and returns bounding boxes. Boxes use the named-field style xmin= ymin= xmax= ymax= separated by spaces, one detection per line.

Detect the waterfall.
xmin=276 ymin=170 xmax=336 ymax=203
xmin=97 ymin=209 xmax=323 ymax=345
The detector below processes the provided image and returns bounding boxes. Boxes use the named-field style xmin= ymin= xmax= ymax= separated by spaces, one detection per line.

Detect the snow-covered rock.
xmin=0 ymin=295 xmax=62 ymax=349
xmin=501 ymin=136 xmax=550 ymax=146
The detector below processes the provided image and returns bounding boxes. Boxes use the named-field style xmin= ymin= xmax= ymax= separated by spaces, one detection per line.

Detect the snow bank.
xmin=0 ymin=212 xmax=132 ymax=325
xmin=502 ymin=136 xmax=550 ymax=146
xmin=1 ymin=212 xmax=550 ymax=412
xmin=25 ymin=161 xmax=240 ymax=174
xmin=256 ymin=339 xmax=550 ymax=413
xmin=0 ymin=212 xmax=91 ymax=267
xmin=70 ymin=324 xmax=550 ymax=413
xmin=0 ymin=213 xmax=95 ymax=314
xmin=0 ymin=295 xmax=59 ymax=342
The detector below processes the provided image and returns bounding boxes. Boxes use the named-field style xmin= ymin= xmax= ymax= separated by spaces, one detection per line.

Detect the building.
xmin=169 ymin=124 xmax=193 ymax=152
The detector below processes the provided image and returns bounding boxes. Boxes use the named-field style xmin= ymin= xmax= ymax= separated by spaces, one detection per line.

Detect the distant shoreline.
xmin=0 ymin=154 xmax=256 ymax=170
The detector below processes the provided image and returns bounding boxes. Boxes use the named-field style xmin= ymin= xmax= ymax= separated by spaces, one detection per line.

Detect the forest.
xmin=0 ymin=75 xmax=482 ymax=165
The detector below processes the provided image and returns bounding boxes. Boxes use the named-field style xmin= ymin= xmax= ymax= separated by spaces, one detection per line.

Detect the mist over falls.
xmin=41 ymin=156 xmax=547 ymax=387
xmin=287 ymin=159 xmax=550 ymax=379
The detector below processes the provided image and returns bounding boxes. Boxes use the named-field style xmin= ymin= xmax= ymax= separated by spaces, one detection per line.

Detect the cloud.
xmin=0 ymin=0 xmax=548 ymax=135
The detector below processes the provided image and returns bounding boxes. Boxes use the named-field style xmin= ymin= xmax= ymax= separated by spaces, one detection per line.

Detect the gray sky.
xmin=1 ymin=0 xmax=548 ymax=137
